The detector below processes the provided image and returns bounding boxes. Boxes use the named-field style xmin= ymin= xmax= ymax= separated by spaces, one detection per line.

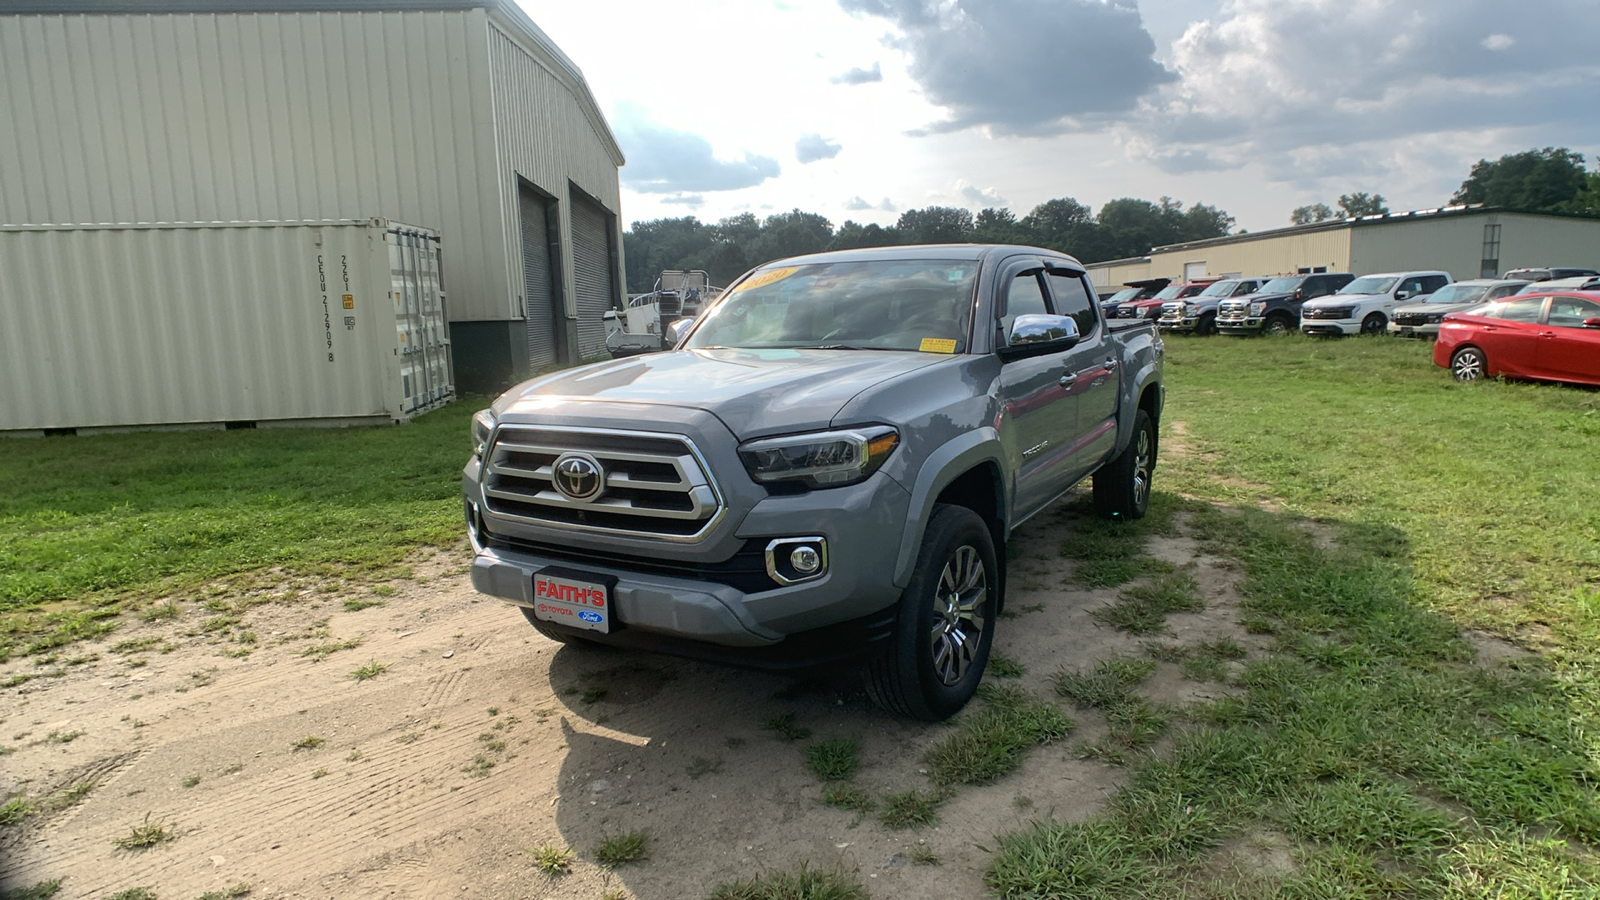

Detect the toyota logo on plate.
xmin=552 ymin=452 xmax=605 ymax=502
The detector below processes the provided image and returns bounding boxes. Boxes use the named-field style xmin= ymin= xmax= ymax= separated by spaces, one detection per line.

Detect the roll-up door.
xmin=521 ymin=186 xmax=564 ymax=369
xmin=570 ymin=193 xmax=618 ymax=360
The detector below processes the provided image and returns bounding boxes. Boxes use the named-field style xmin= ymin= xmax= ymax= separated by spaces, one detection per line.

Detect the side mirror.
xmin=1395 ymin=290 xmax=1413 ymax=301
xmin=1584 ymin=317 xmax=1600 ymax=329
xmin=1293 ymin=289 xmax=1304 ymax=300
xmin=664 ymin=316 xmax=696 ymax=349
xmin=997 ymin=314 xmax=1081 ymax=361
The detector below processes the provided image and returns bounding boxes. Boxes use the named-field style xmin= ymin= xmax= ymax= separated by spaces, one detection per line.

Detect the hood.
xmin=499 ymin=348 xmax=948 ymax=439
xmin=1304 ymin=293 xmax=1381 ymax=307
xmin=1395 ymin=301 xmax=1480 ymax=316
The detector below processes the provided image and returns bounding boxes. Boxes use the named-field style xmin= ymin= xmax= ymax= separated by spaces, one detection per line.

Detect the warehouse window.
xmin=1480 ymin=223 xmax=1502 ymax=278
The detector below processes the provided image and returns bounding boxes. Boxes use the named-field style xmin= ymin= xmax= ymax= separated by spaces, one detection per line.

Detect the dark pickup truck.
xmin=463 ymin=244 xmax=1165 ymax=719
xmin=1216 ymin=272 xmax=1354 ymax=335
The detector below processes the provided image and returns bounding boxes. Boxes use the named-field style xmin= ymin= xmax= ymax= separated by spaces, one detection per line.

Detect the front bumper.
xmin=1156 ymin=315 xmax=1199 ymax=333
xmin=1388 ymin=322 xmax=1439 ymax=337
xmin=1216 ymin=315 xmax=1260 ymax=334
xmin=1301 ymin=320 xmax=1359 ymax=336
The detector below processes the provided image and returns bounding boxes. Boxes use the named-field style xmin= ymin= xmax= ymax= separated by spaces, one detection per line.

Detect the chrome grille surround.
xmin=481 ymin=425 xmax=726 ymax=542
xmin=1218 ymin=300 xmax=1247 ymax=318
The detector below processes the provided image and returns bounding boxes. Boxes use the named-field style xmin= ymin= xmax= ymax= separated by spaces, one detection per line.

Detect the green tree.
xmin=1181 ymin=203 xmax=1235 ymax=241
xmin=896 ymin=206 xmax=974 ymax=244
xmin=622 ymin=216 xmax=714 ymax=293
xmin=1290 ymin=203 xmax=1338 ymax=225
xmin=1337 ymin=192 xmax=1389 ymax=218
xmin=1559 ymin=169 xmax=1600 ymax=214
xmin=1450 ymin=147 xmax=1588 ymax=211
xmin=972 ymin=207 xmax=1033 ymax=245
xmin=746 ymin=209 xmax=834 ymax=268
xmin=828 ymin=220 xmax=900 ymax=251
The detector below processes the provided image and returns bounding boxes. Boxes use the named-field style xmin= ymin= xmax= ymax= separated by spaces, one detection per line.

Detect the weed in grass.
xmin=5 ymin=673 xmax=37 ymax=689
xmin=1197 ymin=638 xmax=1247 ymax=660
xmin=1053 ymin=656 xmax=1156 ymax=709
xmin=182 ymin=774 xmax=200 ymax=788
xmin=350 ymin=659 xmax=389 ymax=681
xmin=370 ymin=584 xmax=396 ymax=597
xmin=1 ymin=795 xmax=33 ymax=825
xmin=477 ymin=733 xmax=506 ymax=753
xmin=311 ymin=768 xmax=329 ymax=779
xmin=44 ymin=729 xmax=82 ymax=744
xmin=345 ymin=750 xmax=363 ymax=762
xmin=526 ymin=844 xmax=575 ymax=875
xmin=290 ymin=735 xmax=325 ymax=751
xmin=187 ymin=668 xmax=218 ymax=688
xmin=593 ymin=830 xmax=650 ymax=867
xmin=685 ymin=756 xmax=724 ymax=778
xmin=987 ymin=819 xmax=1159 ymax=898
xmin=202 ymin=615 xmax=240 ymax=633
xmin=112 ymin=636 xmax=161 ymax=654
xmin=112 ymin=814 xmax=174 ymax=851
xmin=1279 ymin=775 xmax=1455 ymax=862
xmin=804 ymin=739 xmax=860 ymax=782
xmin=708 ymin=866 xmax=869 ymax=900
xmin=822 ymin=784 xmax=875 ymax=813
xmin=924 ymin=685 xmax=1074 ymax=787
xmin=1182 ymin=655 xmax=1228 ymax=682
xmin=761 ymin=712 xmax=811 ymax=742
xmin=879 ymin=790 xmax=942 ymax=829
xmin=1 ymin=878 xmax=62 ymax=899
xmin=106 ymin=890 xmax=156 ymax=900
xmin=141 ymin=602 xmax=180 ymax=622
xmin=197 ymin=884 xmax=252 ymax=900
xmin=462 ymin=755 xmax=496 ymax=778
xmin=341 ymin=596 xmax=383 ymax=612
xmin=47 ymin=781 xmax=95 ymax=811
xmin=220 ymin=762 xmax=244 ymax=775
xmin=986 ymin=651 xmax=1026 ymax=678
xmin=1105 ymin=699 xmax=1170 ymax=749
xmin=300 ymin=638 xmax=362 ymax=661
xmin=1074 ymin=743 xmax=1128 ymax=766
xmin=486 ymin=706 xmax=500 ymax=716
xmin=1092 ymin=572 xmax=1204 ymax=634
xmin=395 ymin=732 xmax=421 ymax=745
xmin=1141 ymin=641 xmax=1188 ymax=662
xmin=909 ymin=844 xmax=941 ymax=866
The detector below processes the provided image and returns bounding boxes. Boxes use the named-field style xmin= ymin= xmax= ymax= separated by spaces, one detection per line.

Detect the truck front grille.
xmin=481 ymin=426 xmax=724 ymax=541
xmin=1303 ymin=306 xmax=1354 ymax=320
xmin=1160 ymin=302 xmax=1183 ymax=317
xmin=1219 ymin=300 xmax=1246 ymax=318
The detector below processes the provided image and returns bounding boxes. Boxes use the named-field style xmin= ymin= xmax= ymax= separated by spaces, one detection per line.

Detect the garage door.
xmin=520 ymin=186 xmax=565 ymax=370
xmin=570 ymin=193 xmax=618 ymax=360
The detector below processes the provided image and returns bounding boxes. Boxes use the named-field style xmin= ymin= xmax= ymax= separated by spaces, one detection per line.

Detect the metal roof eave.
xmin=0 ymin=0 xmax=625 ymax=168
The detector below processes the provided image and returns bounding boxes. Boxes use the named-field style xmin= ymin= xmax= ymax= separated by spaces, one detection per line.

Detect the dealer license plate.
xmin=531 ymin=567 xmax=615 ymax=634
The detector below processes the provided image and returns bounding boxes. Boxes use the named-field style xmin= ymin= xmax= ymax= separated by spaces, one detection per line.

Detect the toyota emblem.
xmin=552 ymin=453 xmax=605 ymax=502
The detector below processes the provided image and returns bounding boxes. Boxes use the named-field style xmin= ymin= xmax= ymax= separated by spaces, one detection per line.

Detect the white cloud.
xmin=795 ymin=133 xmax=843 ymax=163
xmin=831 ymin=62 xmax=883 ymax=84
xmin=611 ymin=106 xmax=781 ymax=194
xmin=1482 ymin=33 xmax=1515 ymax=51
xmin=956 ymin=180 xmax=1006 ymax=207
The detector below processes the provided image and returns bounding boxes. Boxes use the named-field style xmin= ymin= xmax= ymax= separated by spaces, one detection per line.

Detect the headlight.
xmin=1183 ymin=303 xmax=1199 ymax=315
xmin=738 ymin=426 xmax=899 ymax=489
xmin=471 ymin=409 xmax=497 ymax=459
xmin=1249 ymin=302 xmax=1266 ymax=315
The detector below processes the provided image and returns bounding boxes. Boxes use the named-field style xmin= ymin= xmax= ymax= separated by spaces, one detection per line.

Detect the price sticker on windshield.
xmin=729 ymin=266 xmax=798 ymax=293
xmin=918 ymin=338 xmax=957 ymax=354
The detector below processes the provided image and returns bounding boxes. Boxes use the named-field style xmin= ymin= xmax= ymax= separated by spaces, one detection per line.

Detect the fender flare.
xmin=892 ymin=429 xmax=1009 ymax=587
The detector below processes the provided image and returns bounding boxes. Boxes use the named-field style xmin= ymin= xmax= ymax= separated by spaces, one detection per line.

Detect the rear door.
xmin=1541 ymin=294 xmax=1600 ymax=382
xmin=1478 ymin=296 xmax=1548 ymax=378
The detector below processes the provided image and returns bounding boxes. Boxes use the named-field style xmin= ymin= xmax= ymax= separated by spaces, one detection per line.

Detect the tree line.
xmin=1291 ymin=146 xmax=1600 ymax=225
xmin=624 ymin=196 xmax=1236 ymax=290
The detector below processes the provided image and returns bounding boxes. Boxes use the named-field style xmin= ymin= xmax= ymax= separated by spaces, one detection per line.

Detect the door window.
xmin=1002 ymin=271 xmax=1050 ymax=342
xmin=1419 ymin=275 xmax=1450 ymax=294
xmin=1047 ymin=271 xmax=1098 ymax=339
xmin=1484 ymin=297 xmax=1546 ymax=323
xmin=1548 ymin=295 xmax=1600 ymax=327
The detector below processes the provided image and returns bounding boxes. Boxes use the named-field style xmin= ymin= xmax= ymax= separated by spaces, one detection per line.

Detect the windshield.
xmin=1198 ymin=281 xmax=1239 ymax=297
xmin=1339 ymin=275 xmax=1399 ymax=295
xmin=684 ymin=259 xmax=977 ymax=352
xmin=1105 ymin=287 xmax=1140 ymax=304
xmin=1153 ymin=285 xmax=1186 ymax=301
xmin=1423 ymin=283 xmax=1489 ymax=305
xmin=1259 ymin=276 xmax=1303 ymax=294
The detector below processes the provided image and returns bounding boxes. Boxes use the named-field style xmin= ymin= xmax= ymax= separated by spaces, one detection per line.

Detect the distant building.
xmin=1086 ymin=206 xmax=1600 ymax=287
xmin=0 ymin=0 xmax=626 ymax=394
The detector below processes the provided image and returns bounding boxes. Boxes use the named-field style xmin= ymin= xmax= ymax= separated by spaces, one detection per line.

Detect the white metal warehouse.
xmin=0 ymin=0 xmax=626 ymax=399
xmin=1085 ymin=206 xmax=1600 ymax=288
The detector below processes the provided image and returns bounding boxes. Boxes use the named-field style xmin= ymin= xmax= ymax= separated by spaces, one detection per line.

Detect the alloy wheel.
xmin=928 ymin=545 xmax=987 ymax=686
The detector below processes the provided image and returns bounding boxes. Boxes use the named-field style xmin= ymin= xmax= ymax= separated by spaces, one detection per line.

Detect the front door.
xmin=994 ymin=263 xmax=1079 ymax=520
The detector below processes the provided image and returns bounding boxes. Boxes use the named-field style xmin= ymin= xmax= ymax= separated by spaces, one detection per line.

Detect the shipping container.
xmin=0 ymin=218 xmax=453 ymax=433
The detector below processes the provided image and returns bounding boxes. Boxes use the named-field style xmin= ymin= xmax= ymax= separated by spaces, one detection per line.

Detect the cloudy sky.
xmin=520 ymin=0 xmax=1600 ymax=234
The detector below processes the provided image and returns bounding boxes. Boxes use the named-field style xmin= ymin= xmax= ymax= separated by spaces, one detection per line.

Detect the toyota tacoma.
xmin=462 ymin=245 xmax=1164 ymax=720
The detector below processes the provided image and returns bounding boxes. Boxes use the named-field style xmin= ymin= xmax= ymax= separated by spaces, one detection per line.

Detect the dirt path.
xmin=2 ymin=507 xmax=1250 ymax=899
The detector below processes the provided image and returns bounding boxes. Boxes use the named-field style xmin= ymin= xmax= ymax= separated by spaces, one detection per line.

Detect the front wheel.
xmin=1093 ymin=408 xmax=1155 ymax=520
xmin=1360 ymin=312 xmax=1387 ymax=335
xmin=1196 ymin=313 xmax=1217 ymax=336
xmin=1263 ymin=314 xmax=1294 ymax=335
xmin=1450 ymin=346 xmax=1487 ymax=382
xmin=864 ymin=504 xmax=996 ymax=721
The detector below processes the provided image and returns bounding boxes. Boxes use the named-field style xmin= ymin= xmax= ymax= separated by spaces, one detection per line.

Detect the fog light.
xmin=791 ymin=546 xmax=821 ymax=574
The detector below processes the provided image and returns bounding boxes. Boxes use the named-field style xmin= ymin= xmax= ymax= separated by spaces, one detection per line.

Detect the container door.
xmin=385 ymin=227 xmax=454 ymax=415
xmin=521 ymin=186 xmax=565 ymax=370
xmin=571 ymin=193 xmax=619 ymax=361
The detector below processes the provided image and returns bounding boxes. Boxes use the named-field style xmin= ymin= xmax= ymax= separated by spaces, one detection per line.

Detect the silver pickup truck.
xmin=463 ymin=244 xmax=1164 ymax=719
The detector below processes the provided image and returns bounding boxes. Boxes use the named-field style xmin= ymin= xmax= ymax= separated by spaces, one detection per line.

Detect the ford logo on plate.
xmin=578 ymin=610 xmax=603 ymax=623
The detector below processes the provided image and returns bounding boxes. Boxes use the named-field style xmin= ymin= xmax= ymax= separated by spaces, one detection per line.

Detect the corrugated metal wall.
xmin=1145 ymin=228 xmax=1353 ymax=280
xmin=0 ymin=7 xmax=624 ymax=342
xmin=519 ymin=185 xmax=562 ymax=370
xmin=1352 ymin=212 xmax=1600 ymax=280
xmin=0 ymin=220 xmax=450 ymax=431
xmin=487 ymin=19 xmax=625 ymax=360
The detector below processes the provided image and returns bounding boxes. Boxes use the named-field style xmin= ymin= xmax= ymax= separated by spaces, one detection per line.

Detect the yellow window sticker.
xmin=919 ymin=338 xmax=958 ymax=354
xmin=730 ymin=266 xmax=798 ymax=293
xmin=342 ymin=294 xmax=354 ymax=309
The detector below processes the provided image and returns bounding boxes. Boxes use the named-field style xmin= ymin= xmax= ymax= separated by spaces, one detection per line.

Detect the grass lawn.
xmin=0 ymin=400 xmax=481 ymax=658
xmin=990 ymin=334 xmax=1600 ymax=898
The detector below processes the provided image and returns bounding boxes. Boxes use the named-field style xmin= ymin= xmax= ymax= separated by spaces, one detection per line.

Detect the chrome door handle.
xmin=1059 ymin=372 xmax=1078 ymax=387
xmin=1102 ymin=358 xmax=1119 ymax=371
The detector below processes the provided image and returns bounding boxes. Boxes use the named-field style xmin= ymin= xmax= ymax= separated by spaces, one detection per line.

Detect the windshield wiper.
xmin=792 ymin=344 xmax=900 ymax=351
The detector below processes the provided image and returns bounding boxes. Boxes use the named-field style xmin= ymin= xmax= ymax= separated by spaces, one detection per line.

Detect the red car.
xmin=1434 ymin=290 xmax=1600 ymax=386
xmin=1117 ymin=279 xmax=1215 ymax=320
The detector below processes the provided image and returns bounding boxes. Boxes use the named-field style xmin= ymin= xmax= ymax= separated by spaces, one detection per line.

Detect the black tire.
xmin=1093 ymin=408 xmax=1155 ymax=521
xmin=863 ymin=504 xmax=996 ymax=721
xmin=1360 ymin=312 xmax=1387 ymax=335
xmin=1263 ymin=314 xmax=1294 ymax=335
xmin=1196 ymin=313 xmax=1217 ymax=336
xmin=519 ymin=606 xmax=601 ymax=647
xmin=1450 ymin=346 xmax=1487 ymax=382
